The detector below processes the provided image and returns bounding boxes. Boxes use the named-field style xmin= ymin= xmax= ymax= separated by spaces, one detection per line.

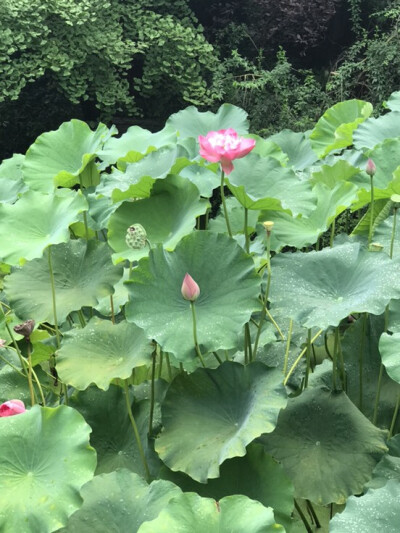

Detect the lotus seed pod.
xmin=14 ymin=319 xmax=35 ymax=340
xmin=126 ymin=224 xmax=147 ymax=250
xmin=263 ymin=221 xmax=274 ymax=232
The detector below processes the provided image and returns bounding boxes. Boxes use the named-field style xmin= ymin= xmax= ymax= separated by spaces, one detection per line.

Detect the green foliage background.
xmin=2 ymin=0 xmax=400 ymax=157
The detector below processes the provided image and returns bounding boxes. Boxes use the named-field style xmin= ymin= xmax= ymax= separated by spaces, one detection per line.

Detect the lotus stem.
xmin=304 ymin=329 xmax=312 ymax=389
xmin=123 ymin=379 xmax=150 ymax=482
xmin=244 ymin=207 xmax=250 ymax=253
xmin=368 ymin=174 xmax=374 ymax=245
xmin=190 ymin=302 xmax=206 ymax=367
xmin=110 ymin=295 xmax=115 ymax=324
xmin=389 ymin=393 xmax=400 ymax=438
xmin=149 ymin=348 xmax=157 ymax=437
xmin=330 ymin=218 xmax=335 ymax=248
xmin=358 ymin=313 xmax=367 ymax=411
xmin=372 ymin=363 xmax=384 ymax=425
xmin=47 ymin=246 xmax=61 ymax=348
xmin=220 ymin=170 xmax=232 ymax=237
xmin=284 ymin=329 xmax=323 ymax=386
xmin=294 ymin=501 xmax=313 ymax=533
xmin=283 ymin=319 xmax=293 ymax=376
xmin=213 ymin=351 xmax=223 ymax=364
xmin=165 ymin=353 xmax=173 ymax=381
xmin=390 ymin=206 xmax=398 ymax=258
xmin=26 ymin=341 xmax=35 ymax=406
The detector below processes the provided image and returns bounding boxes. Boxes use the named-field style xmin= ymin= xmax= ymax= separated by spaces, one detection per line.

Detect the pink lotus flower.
xmin=181 ymin=273 xmax=200 ymax=302
xmin=198 ymin=128 xmax=256 ymax=175
xmin=366 ymin=158 xmax=376 ymax=177
xmin=0 ymin=399 xmax=26 ymax=417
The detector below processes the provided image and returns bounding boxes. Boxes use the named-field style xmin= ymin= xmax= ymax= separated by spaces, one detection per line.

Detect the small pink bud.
xmin=366 ymin=158 xmax=376 ymax=177
xmin=181 ymin=273 xmax=200 ymax=302
xmin=0 ymin=399 xmax=26 ymax=417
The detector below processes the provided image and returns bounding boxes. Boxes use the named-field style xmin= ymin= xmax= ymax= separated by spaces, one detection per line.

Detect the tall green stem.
xmin=372 ymin=363 xmax=384 ymax=425
xmin=110 ymin=295 xmax=115 ymax=324
xmin=123 ymin=380 xmax=150 ymax=482
xmin=368 ymin=174 xmax=374 ymax=245
xmin=332 ymin=327 xmax=338 ymax=390
xmin=190 ymin=302 xmax=206 ymax=367
xmin=165 ymin=353 xmax=173 ymax=381
xmin=304 ymin=329 xmax=312 ymax=389
xmin=294 ymin=501 xmax=313 ymax=533
xmin=358 ymin=313 xmax=367 ymax=411
xmin=284 ymin=329 xmax=323 ymax=385
xmin=47 ymin=246 xmax=61 ymax=347
xmin=26 ymin=342 xmax=35 ymax=406
xmin=79 ymin=175 xmax=90 ymax=240
xmin=283 ymin=319 xmax=293 ymax=376
xmin=390 ymin=207 xmax=397 ymax=258
xmin=149 ymin=348 xmax=157 ymax=437
xmin=389 ymin=394 xmax=400 ymax=438
xmin=330 ymin=219 xmax=335 ymax=248
xmin=244 ymin=207 xmax=249 ymax=253
xmin=220 ymin=170 xmax=232 ymax=237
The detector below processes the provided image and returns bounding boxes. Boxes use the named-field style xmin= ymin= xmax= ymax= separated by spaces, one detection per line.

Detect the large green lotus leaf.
xmin=379 ymin=332 xmax=400 ymax=385
xmin=366 ymin=435 xmax=400 ymax=491
xmin=269 ymin=241 xmax=400 ymax=329
xmin=250 ymin=137 xmax=287 ymax=165
xmin=268 ymin=130 xmax=318 ymax=170
xmin=309 ymin=99 xmax=373 ymax=158
xmin=0 ymin=189 xmax=87 ymax=265
xmin=352 ymin=138 xmax=400 ymax=209
xmin=261 ymin=387 xmax=388 ymax=505
xmin=57 ymin=319 xmax=152 ymax=390
xmin=69 ymin=384 xmax=163 ymax=478
xmin=4 ymin=240 xmax=123 ymax=323
xmin=259 ymin=182 xmax=358 ymax=251
xmin=0 ymin=153 xmax=28 ymax=203
xmin=22 ymin=120 xmax=112 ymax=192
xmin=108 ymin=174 xmax=209 ymax=263
xmin=155 ymin=362 xmax=287 ymax=483
xmin=160 ymin=443 xmax=294 ymax=532
xmin=59 ymin=470 xmax=181 ymax=533
xmin=98 ymin=125 xmax=177 ymax=169
xmin=0 ymin=405 xmax=96 ymax=533
xmin=166 ymin=103 xmax=249 ymax=138
xmin=329 ymin=479 xmax=400 ymax=533
xmin=125 ymin=231 xmax=260 ymax=360
xmin=310 ymin=159 xmax=363 ymax=188
xmin=341 ymin=314 xmax=400 ymax=429
xmin=178 ymin=163 xmax=220 ymax=197
xmin=386 ymin=90 xmax=400 ymax=111
xmin=226 ymin=152 xmax=316 ymax=216
xmin=85 ymin=192 xmax=121 ymax=231
xmin=97 ymin=145 xmax=180 ymax=202
xmin=353 ymin=111 xmax=400 ymax=150
xmin=138 ymin=492 xmax=285 ymax=533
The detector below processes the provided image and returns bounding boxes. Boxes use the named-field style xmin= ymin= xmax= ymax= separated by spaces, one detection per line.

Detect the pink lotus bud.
xmin=366 ymin=158 xmax=376 ymax=177
xmin=0 ymin=399 xmax=26 ymax=417
xmin=181 ymin=273 xmax=200 ymax=302
xmin=198 ymin=128 xmax=256 ymax=175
